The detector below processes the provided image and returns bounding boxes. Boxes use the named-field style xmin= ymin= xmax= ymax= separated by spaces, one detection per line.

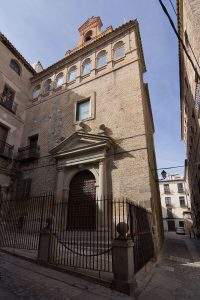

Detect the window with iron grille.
xmin=2 ymin=85 xmax=15 ymax=105
xmin=164 ymin=183 xmax=170 ymax=194
xmin=179 ymin=196 xmax=186 ymax=207
xmin=165 ymin=197 xmax=171 ymax=206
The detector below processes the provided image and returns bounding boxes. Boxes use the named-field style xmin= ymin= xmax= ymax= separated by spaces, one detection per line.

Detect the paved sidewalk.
xmin=0 ymin=251 xmax=131 ymax=300
xmin=138 ymin=232 xmax=200 ymax=300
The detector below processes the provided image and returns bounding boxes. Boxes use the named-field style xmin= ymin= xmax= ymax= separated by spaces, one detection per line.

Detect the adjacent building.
xmin=159 ymin=174 xmax=191 ymax=231
xmin=0 ymin=17 xmax=163 ymax=250
xmin=0 ymin=32 xmax=35 ymax=200
xmin=177 ymin=1 xmax=200 ymax=234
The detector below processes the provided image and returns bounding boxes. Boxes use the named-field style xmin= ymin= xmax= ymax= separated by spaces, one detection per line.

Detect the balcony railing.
xmin=0 ymin=139 xmax=14 ymax=159
xmin=0 ymin=96 xmax=18 ymax=114
xmin=18 ymin=145 xmax=40 ymax=162
xmin=178 ymin=188 xmax=184 ymax=193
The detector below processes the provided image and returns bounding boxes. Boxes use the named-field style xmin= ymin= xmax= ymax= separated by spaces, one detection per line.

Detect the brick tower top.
xmin=77 ymin=16 xmax=103 ymax=46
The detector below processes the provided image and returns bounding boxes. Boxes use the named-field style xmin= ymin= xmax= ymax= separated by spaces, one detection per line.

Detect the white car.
xmin=176 ymin=227 xmax=185 ymax=235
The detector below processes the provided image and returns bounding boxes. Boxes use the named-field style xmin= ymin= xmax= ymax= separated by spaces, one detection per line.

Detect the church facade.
xmin=0 ymin=17 xmax=163 ymax=250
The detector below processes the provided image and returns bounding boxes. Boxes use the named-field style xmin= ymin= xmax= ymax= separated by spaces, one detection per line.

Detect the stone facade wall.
xmin=20 ymin=59 xmax=150 ymax=200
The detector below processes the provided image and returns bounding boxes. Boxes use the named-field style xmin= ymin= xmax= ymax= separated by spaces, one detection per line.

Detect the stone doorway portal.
xmin=67 ymin=170 xmax=96 ymax=230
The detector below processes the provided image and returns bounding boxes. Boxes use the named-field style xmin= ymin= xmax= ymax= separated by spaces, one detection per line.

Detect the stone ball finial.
xmin=116 ymin=222 xmax=129 ymax=239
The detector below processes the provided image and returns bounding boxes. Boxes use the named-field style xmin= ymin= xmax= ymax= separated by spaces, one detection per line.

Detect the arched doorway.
xmin=67 ymin=170 xmax=96 ymax=230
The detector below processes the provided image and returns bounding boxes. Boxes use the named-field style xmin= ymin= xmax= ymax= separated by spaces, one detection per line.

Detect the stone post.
xmin=38 ymin=227 xmax=51 ymax=263
xmin=112 ymin=222 xmax=137 ymax=297
xmin=38 ymin=222 xmax=60 ymax=263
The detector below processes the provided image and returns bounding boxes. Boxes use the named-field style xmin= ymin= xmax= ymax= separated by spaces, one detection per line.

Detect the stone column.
xmin=98 ymin=159 xmax=108 ymax=228
xmin=55 ymin=167 xmax=68 ymax=230
xmin=99 ymin=160 xmax=104 ymax=200
xmin=56 ymin=168 xmax=65 ymax=202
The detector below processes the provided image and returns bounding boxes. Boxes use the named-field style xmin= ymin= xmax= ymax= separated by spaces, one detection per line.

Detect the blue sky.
xmin=0 ymin=0 xmax=185 ymax=175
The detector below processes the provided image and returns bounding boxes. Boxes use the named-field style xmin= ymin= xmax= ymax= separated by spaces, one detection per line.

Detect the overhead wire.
xmin=158 ymin=0 xmax=200 ymax=81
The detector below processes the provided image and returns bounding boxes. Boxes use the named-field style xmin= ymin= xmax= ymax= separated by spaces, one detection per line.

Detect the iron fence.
xmin=0 ymin=193 xmax=154 ymax=275
xmin=128 ymin=203 xmax=154 ymax=273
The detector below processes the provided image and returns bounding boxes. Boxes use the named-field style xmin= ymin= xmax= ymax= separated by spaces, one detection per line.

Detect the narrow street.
xmin=0 ymin=233 xmax=200 ymax=299
xmin=138 ymin=233 xmax=200 ymax=300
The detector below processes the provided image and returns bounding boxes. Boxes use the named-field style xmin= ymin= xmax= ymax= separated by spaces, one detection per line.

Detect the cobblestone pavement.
xmin=0 ymin=252 xmax=131 ymax=300
xmin=1 ymin=233 xmax=200 ymax=299
xmin=138 ymin=232 xmax=200 ymax=300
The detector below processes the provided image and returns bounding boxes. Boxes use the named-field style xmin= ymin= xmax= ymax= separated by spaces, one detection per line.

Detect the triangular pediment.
xmin=50 ymin=131 xmax=114 ymax=158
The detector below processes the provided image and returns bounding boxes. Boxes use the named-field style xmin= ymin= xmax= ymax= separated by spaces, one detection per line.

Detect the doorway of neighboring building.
xmin=167 ymin=220 xmax=176 ymax=231
xmin=67 ymin=170 xmax=96 ymax=230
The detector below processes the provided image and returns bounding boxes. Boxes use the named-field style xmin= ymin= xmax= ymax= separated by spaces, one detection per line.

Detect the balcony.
xmin=178 ymin=188 xmax=184 ymax=193
xmin=18 ymin=145 xmax=40 ymax=162
xmin=0 ymin=95 xmax=18 ymax=114
xmin=0 ymin=139 xmax=14 ymax=159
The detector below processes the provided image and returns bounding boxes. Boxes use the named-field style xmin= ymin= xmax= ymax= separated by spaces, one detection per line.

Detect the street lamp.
xmin=161 ymin=170 xmax=167 ymax=179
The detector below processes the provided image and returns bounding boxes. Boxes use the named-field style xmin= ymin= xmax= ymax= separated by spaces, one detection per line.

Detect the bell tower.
xmin=77 ymin=16 xmax=103 ymax=46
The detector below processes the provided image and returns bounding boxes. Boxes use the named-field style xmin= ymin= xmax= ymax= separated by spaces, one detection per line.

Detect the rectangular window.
xmin=165 ymin=197 xmax=171 ymax=206
xmin=179 ymin=221 xmax=185 ymax=227
xmin=164 ymin=183 xmax=170 ymax=194
xmin=76 ymin=99 xmax=91 ymax=121
xmin=177 ymin=183 xmax=184 ymax=193
xmin=179 ymin=196 xmax=186 ymax=207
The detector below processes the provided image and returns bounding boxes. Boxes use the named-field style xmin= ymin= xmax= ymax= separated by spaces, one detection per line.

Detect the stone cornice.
xmin=31 ymin=19 xmax=146 ymax=83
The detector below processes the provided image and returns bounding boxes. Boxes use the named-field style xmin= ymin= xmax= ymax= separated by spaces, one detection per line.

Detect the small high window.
xmin=82 ymin=58 xmax=92 ymax=76
xmin=113 ymin=41 xmax=125 ymax=60
xmin=96 ymin=50 xmax=107 ymax=68
xmin=76 ymin=99 xmax=91 ymax=121
xmin=32 ymin=85 xmax=41 ymax=100
xmin=177 ymin=183 xmax=184 ymax=193
xmin=43 ymin=79 xmax=52 ymax=94
xmin=84 ymin=30 xmax=93 ymax=42
xmin=164 ymin=183 xmax=170 ymax=194
xmin=10 ymin=59 xmax=21 ymax=75
xmin=68 ymin=66 xmax=77 ymax=82
xmin=165 ymin=197 xmax=171 ymax=206
xmin=55 ymin=73 xmax=64 ymax=88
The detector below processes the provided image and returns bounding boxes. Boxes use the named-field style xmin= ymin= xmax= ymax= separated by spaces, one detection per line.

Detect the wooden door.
xmin=67 ymin=170 xmax=96 ymax=230
xmin=167 ymin=220 xmax=176 ymax=231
